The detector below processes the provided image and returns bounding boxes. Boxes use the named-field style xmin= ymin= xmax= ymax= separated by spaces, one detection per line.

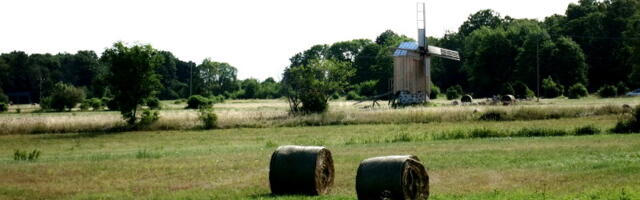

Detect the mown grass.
xmin=0 ymin=116 xmax=639 ymax=199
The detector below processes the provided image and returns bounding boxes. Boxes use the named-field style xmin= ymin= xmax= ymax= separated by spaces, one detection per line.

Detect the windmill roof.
xmin=393 ymin=42 xmax=419 ymax=57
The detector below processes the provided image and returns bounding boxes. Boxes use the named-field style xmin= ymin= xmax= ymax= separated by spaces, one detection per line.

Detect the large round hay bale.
xmin=501 ymin=95 xmax=515 ymax=105
xmin=269 ymin=145 xmax=334 ymax=196
xmin=356 ymin=155 xmax=429 ymax=200
xmin=461 ymin=95 xmax=473 ymax=103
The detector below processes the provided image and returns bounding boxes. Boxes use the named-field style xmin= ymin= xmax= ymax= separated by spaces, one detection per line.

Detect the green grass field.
xmin=1 ymin=98 xmax=640 ymax=199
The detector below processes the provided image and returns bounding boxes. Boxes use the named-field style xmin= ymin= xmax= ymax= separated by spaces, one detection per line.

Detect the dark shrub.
xmin=513 ymin=81 xmax=534 ymax=99
xmin=88 ymin=98 xmax=103 ymax=110
xmin=567 ymin=83 xmax=588 ymax=99
xmin=430 ymin=84 xmax=440 ymax=100
xmin=574 ymin=125 xmax=600 ymax=135
xmin=542 ymin=76 xmax=563 ymax=98
xmin=0 ymin=103 xmax=7 ymax=112
xmin=612 ymin=105 xmax=640 ymax=133
xmin=446 ymin=85 xmax=463 ymax=100
xmin=146 ymin=97 xmax=161 ymax=109
xmin=516 ymin=128 xmax=570 ymax=137
xmin=301 ymin=91 xmax=328 ymax=113
xmin=598 ymin=85 xmax=618 ymax=98
xmin=616 ymin=82 xmax=629 ymax=95
xmin=104 ymin=97 xmax=119 ymax=110
xmin=43 ymin=82 xmax=86 ymax=111
xmin=499 ymin=82 xmax=515 ymax=96
xmin=13 ymin=149 xmax=41 ymax=161
xmin=479 ymin=110 xmax=507 ymax=121
xmin=186 ymin=95 xmax=212 ymax=109
xmin=0 ymin=90 xmax=8 ymax=103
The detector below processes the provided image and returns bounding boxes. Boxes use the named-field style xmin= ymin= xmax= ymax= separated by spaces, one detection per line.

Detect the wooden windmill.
xmin=392 ymin=2 xmax=460 ymax=105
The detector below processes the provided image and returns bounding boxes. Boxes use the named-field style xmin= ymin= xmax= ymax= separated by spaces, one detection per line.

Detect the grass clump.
xmin=135 ymin=149 xmax=162 ymax=159
xmin=479 ymin=110 xmax=508 ymax=121
xmin=612 ymin=105 xmax=640 ymax=134
xmin=198 ymin=107 xmax=218 ymax=129
xmin=14 ymin=149 xmax=41 ymax=161
xmin=574 ymin=125 xmax=601 ymax=135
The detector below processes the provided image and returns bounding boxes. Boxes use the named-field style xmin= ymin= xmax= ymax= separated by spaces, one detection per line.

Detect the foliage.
xmin=346 ymin=91 xmax=364 ymax=101
xmin=197 ymin=59 xmax=238 ymax=97
xmin=0 ymin=88 xmax=8 ymax=103
xmin=617 ymin=81 xmax=630 ymax=95
xmin=612 ymin=105 xmax=640 ymax=133
xmin=479 ymin=110 xmax=507 ymax=121
xmin=446 ymin=85 xmax=463 ymax=100
xmin=41 ymin=82 xmax=86 ymax=111
xmin=101 ymin=42 xmax=162 ymax=125
xmin=513 ymin=81 xmax=535 ymax=99
xmin=499 ymin=82 xmax=515 ymax=95
xmin=87 ymin=98 xmax=103 ymax=111
xmin=186 ymin=95 xmax=212 ymax=109
xmin=13 ymin=149 xmax=41 ymax=161
xmin=542 ymin=76 xmax=563 ymax=98
xmin=145 ymin=97 xmax=161 ymax=110
xmin=282 ymin=59 xmax=352 ymax=114
xmin=137 ymin=109 xmax=159 ymax=129
xmin=574 ymin=125 xmax=601 ymax=135
xmin=430 ymin=84 xmax=440 ymax=100
xmin=568 ymin=83 xmax=589 ymax=99
xmin=198 ymin=107 xmax=218 ymax=129
xmin=598 ymin=85 xmax=618 ymax=98
xmin=0 ymin=103 xmax=7 ymax=112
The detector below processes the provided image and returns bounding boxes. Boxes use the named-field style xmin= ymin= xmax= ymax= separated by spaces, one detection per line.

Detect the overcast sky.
xmin=0 ymin=0 xmax=578 ymax=80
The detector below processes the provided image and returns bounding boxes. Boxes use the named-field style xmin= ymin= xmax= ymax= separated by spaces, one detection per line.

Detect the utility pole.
xmin=189 ymin=63 xmax=193 ymax=97
xmin=536 ymin=37 xmax=540 ymax=102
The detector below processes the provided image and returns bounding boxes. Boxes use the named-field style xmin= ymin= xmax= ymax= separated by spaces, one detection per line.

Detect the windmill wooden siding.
xmin=393 ymin=44 xmax=427 ymax=94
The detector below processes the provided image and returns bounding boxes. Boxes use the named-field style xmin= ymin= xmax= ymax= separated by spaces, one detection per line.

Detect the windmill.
xmin=391 ymin=2 xmax=460 ymax=105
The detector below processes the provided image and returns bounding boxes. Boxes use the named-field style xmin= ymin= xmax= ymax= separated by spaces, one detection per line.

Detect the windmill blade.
xmin=427 ymin=46 xmax=460 ymax=61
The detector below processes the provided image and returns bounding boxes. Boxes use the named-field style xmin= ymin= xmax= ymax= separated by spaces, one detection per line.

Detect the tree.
xmin=197 ymin=59 xmax=238 ymax=97
xmin=282 ymin=59 xmax=352 ymax=113
xmin=101 ymin=42 xmax=162 ymax=125
xmin=41 ymin=82 xmax=85 ymax=111
xmin=240 ymin=78 xmax=260 ymax=99
xmin=542 ymin=76 xmax=563 ymax=98
xmin=459 ymin=9 xmax=504 ymax=37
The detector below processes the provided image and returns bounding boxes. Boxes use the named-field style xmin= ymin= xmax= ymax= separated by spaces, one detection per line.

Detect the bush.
xmin=574 ymin=125 xmax=600 ymax=135
xmin=80 ymin=100 xmax=91 ymax=111
xmin=612 ymin=105 xmax=640 ymax=133
xmin=104 ymin=97 xmax=119 ymax=110
xmin=137 ymin=109 xmax=159 ymax=128
xmin=41 ymin=82 xmax=86 ymax=111
xmin=146 ymin=97 xmax=161 ymax=109
xmin=598 ymin=85 xmax=618 ymax=98
xmin=210 ymin=95 xmax=225 ymax=104
xmin=542 ymin=76 xmax=563 ymax=98
xmin=479 ymin=110 xmax=507 ymax=121
xmin=567 ymin=83 xmax=588 ymax=99
xmin=499 ymin=82 xmax=515 ymax=95
xmin=88 ymin=98 xmax=103 ymax=111
xmin=301 ymin=91 xmax=328 ymax=113
xmin=186 ymin=95 xmax=212 ymax=109
xmin=355 ymin=80 xmax=378 ymax=97
xmin=446 ymin=85 xmax=463 ymax=100
xmin=430 ymin=84 xmax=440 ymax=100
xmin=0 ymin=90 xmax=8 ymax=103
xmin=617 ymin=81 xmax=629 ymax=95
xmin=198 ymin=107 xmax=218 ymax=129
xmin=0 ymin=103 xmax=7 ymax=112
xmin=513 ymin=81 xmax=535 ymax=99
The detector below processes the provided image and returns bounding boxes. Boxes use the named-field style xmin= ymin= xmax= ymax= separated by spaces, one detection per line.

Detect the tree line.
xmin=282 ymin=0 xmax=640 ymax=112
xmin=0 ymin=47 xmax=281 ymax=105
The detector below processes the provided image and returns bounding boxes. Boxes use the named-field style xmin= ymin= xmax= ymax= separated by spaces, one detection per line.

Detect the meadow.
xmin=1 ymin=97 xmax=640 ymax=199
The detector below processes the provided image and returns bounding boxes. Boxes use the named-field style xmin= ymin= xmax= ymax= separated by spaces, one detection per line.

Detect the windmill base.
xmin=397 ymin=91 xmax=428 ymax=105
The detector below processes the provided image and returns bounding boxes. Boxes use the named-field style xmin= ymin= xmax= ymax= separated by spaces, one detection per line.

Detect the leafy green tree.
xmin=240 ymin=78 xmax=260 ymax=99
xmin=459 ymin=9 xmax=504 ymax=37
xmin=542 ymin=76 xmax=563 ymax=98
xmin=282 ymin=59 xmax=352 ymax=113
xmin=101 ymin=42 xmax=162 ymax=125
xmin=197 ymin=59 xmax=238 ymax=97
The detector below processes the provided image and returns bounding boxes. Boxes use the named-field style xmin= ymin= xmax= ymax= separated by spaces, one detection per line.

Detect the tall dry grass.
xmin=0 ymin=101 xmax=630 ymax=135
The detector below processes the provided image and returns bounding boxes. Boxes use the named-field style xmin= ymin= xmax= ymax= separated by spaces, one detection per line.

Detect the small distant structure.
xmin=391 ymin=2 xmax=460 ymax=106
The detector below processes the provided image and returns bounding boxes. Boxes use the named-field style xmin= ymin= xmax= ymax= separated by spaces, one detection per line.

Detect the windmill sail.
xmin=427 ymin=46 xmax=460 ymax=61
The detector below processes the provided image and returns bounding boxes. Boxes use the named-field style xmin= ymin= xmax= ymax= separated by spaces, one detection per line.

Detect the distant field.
xmin=1 ymin=97 xmax=639 ymax=199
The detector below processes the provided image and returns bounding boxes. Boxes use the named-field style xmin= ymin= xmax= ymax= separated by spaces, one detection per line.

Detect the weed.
xmin=479 ymin=110 xmax=507 ymax=121
xmin=574 ymin=125 xmax=601 ymax=135
xmin=198 ymin=107 xmax=218 ymax=130
xmin=135 ymin=149 xmax=162 ymax=159
xmin=13 ymin=149 xmax=41 ymax=161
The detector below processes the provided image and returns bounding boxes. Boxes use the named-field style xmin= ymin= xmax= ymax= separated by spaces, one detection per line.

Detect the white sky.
xmin=0 ymin=0 xmax=578 ymax=80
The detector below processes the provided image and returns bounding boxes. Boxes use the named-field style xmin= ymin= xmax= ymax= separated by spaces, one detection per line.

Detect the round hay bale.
xmin=461 ymin=95 xmax=473 ymax=103
xmin=501 ymin=95 xmax=515 ymax=102
xmin=269 ymin=145 xmax=334 ymax=196
xmin=356 ymin=155 xmax=429 ymax=200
